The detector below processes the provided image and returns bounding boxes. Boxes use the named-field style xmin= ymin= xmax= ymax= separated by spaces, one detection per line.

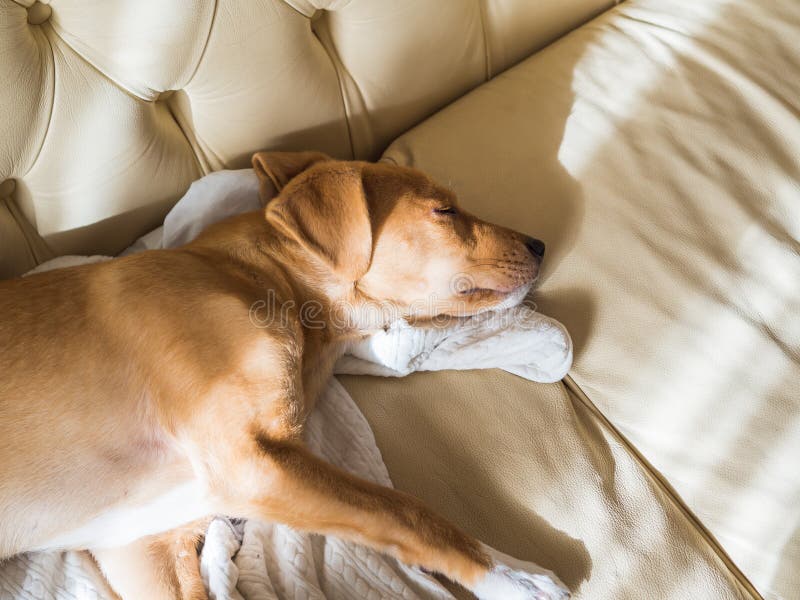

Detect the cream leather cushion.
xmin=0 ymin=0 xmax=618 ymax=278
xmin=342 ymin=372 xmax=756 ymax=599
xmin=369 ymin=0 xmax=800 ymax=598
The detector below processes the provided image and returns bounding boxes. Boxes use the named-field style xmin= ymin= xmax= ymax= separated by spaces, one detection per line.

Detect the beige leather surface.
xmin=380 ymin=0 xmax=800 ymax=598
xmin=0 ymin=0 xmax=617 ymax=278
xmin=341 ymin=371 xmax=755 ymax=599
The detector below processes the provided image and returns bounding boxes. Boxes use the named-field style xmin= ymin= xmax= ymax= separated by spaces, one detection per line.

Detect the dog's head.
xmin=253 ymin=151 xmax=544 ymax=325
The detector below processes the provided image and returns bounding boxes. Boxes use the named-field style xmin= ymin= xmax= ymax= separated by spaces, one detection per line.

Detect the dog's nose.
xmin=524 ymin=237 xmax=546 ymax=259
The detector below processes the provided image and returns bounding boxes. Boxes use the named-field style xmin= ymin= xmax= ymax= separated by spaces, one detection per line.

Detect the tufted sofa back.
xmin=1 ymin=0 xmax=617 ymax=278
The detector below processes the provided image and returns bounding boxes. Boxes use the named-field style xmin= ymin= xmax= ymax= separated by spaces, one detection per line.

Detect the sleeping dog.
xmin=0 ymin=152 xmax=568 ymax=600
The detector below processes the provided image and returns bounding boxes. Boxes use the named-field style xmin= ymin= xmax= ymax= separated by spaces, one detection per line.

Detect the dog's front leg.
xmin=213 ymin=433 xmax=569 ymax=600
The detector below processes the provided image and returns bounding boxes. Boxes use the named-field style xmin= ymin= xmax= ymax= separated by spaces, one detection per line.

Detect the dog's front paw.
xmin=471 ymin=544 xmax=570 ymax=600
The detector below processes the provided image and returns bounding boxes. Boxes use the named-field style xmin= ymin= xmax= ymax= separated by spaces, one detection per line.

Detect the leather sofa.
xmin=2 ymin=0 xmax=798 ymax=598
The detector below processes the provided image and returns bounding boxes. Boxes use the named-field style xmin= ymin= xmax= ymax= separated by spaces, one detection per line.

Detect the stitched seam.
xmin=25 ymin=22 xmax=169 ymax=177
xmin=43 ymin=23 xmax=160 ymax=102
xmin=23 ymin=24 xmax=56 ymax=178
xmin=476 ymin=0 xmax=491 ymax=80
xmin=562 ymin=375 xmax=764 ymax=600
xmin=312 ymin=17 xmax=356 ymax=159
xmin=184 ymin=0 xmax=219 ymax=88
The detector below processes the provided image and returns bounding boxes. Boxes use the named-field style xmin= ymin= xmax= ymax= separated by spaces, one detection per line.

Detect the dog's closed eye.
xmin=433 ymin=206 xmax=458 ymax=215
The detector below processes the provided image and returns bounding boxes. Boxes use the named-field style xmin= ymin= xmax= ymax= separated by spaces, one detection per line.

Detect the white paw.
xmin=471 ymin=544 xmax=571 ymax=600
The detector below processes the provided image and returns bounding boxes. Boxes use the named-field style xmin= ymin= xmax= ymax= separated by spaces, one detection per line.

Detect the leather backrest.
xmin=0 ymin=0 xmax=617 ymax=277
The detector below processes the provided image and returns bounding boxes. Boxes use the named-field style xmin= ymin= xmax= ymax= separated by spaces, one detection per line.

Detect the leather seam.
xmin=184 ymin=0 xmax=219 ymax=89
xmin=26 ymin=22 xmax=162 ymax=174
xmin=23 ymin=23 xmax=56 ymax=179
xmin=562 ymin=374 xmax=764 ymax=600
xmin=45 ymin=18 xmax=167 ymax=102
xmin=311 ymin=18 xmax=356 ymax=160
xmin=476 ymin=0 xmax=491 ymax=80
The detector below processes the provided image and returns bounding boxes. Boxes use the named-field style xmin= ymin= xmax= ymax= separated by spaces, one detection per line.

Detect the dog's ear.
xmin=252 ymin=151 xmax=331 ymax=204
xmin=266 ymin=165 xmax=373 ymax=283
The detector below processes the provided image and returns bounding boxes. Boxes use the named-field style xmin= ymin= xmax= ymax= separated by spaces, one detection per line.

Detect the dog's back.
xmin=0 ymin=246 xmax=257 ymax=557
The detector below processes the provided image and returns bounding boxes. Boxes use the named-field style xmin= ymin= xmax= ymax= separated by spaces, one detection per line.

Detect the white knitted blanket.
xmin=0 ymin=170 xmax=571 ymax=600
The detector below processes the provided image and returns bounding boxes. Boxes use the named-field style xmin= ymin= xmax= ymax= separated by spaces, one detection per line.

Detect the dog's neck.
xmin=188 ymin=211 xmax=401 ymax=343
xmin=268 ymin=258 xmax=395 ymax=340
xmin=254 ymin=224 xmax=403 ymax=339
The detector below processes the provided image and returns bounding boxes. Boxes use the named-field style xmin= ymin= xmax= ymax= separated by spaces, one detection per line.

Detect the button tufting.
xmin=27 ymin=1 xmax=52 ymax=25
xmin=156 ymin=90 xmax=176 ymax=102
xmin=0 ymin=180 xmax=16 ymax=198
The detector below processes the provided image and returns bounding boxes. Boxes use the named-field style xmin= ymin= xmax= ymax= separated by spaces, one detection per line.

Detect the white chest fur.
xmin=36 ymin=480 xmax=213 ymax=551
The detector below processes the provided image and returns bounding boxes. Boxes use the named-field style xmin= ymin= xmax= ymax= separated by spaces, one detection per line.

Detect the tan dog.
xmin=0 ymin=153 xmax=567 ymax=600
